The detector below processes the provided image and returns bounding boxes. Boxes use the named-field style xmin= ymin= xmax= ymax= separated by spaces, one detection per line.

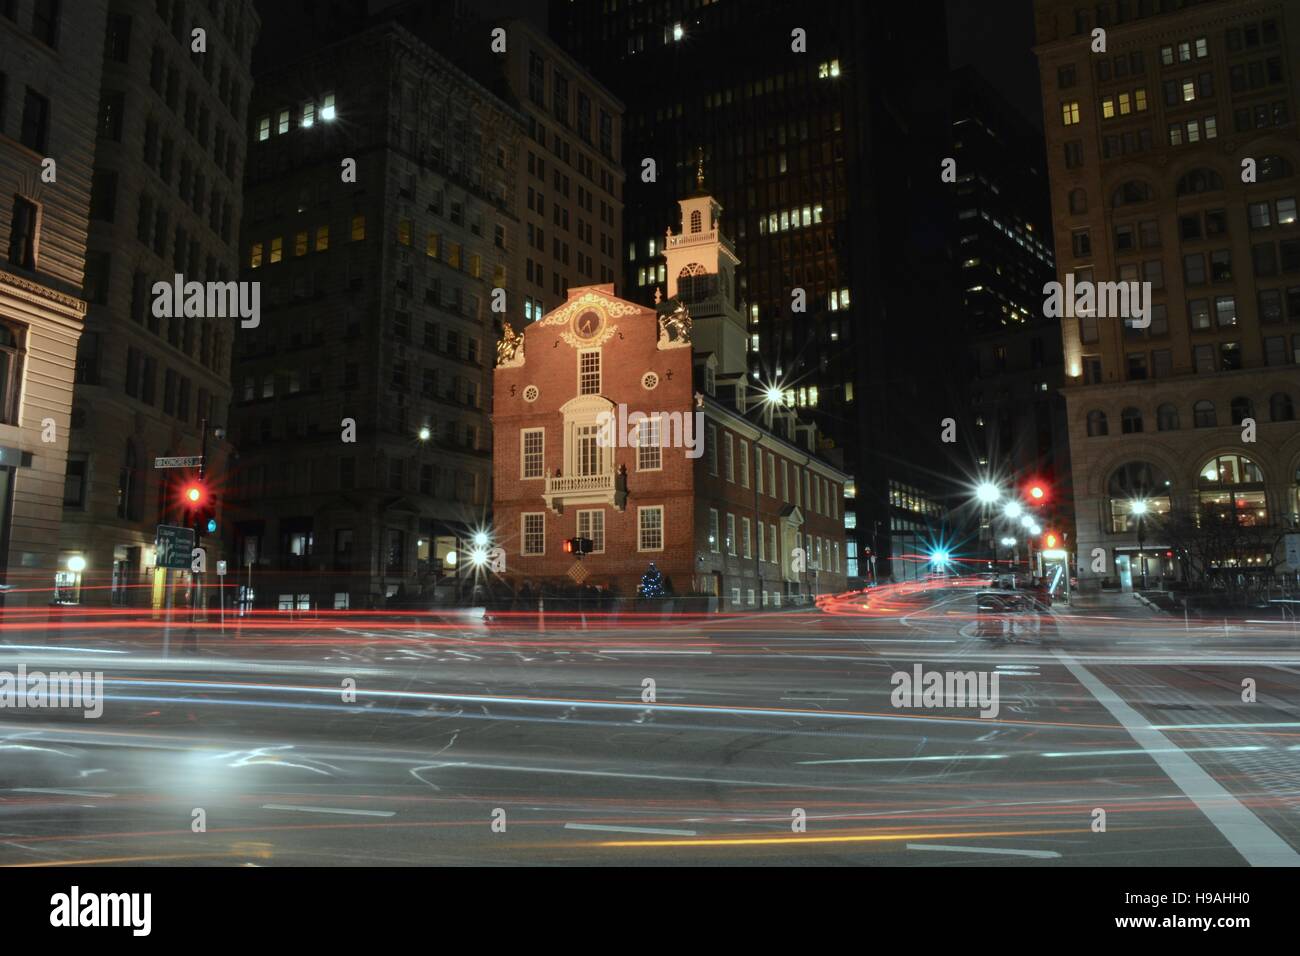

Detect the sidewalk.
xmin=1058 ymin=590 xmax=1161 ymax=616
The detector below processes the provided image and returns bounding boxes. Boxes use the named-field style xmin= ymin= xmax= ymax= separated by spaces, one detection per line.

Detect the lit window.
xmin=1062 ymin=101 xmax=1080 ymax=125
xmin=249 ymin=242 xmax=263 ymax=269
xmin=277 ymin=108 xmax=290 ymax=134
xmin=351 ymin=214 xmax=366 ymax=241
xmin=398 ymin=219 xmax=412 ymax=246
xmin=269 ymin=236 xmax=282 ymax=264
xmin=672 ymin=22 xmax=684 ymax=42
xmin=1102 ymin=98 xmax=1115 ymax=119
xmin=301 ymin=101 xmax=315 ymax=128
xmin=257 ymin=116 xmax=269 ymax=141
xmin=315 ymin=225 xmax=329 ymax=252
xmin=1118 ymin=92 xmax=1131 ymax=115
xmin=321 ymin=93 xmax=336 ymax=121
xmin=294 ymin=231 xmax=308 ymax=256
xmin=1135 ymin=89 xmax=1147 ymax=111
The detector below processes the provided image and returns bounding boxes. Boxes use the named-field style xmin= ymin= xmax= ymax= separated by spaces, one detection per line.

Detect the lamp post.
xmin=975 ymin=481 xmax=1001 ymax=571
xmin=1130 ymin=499 xmax=1149 ymax=590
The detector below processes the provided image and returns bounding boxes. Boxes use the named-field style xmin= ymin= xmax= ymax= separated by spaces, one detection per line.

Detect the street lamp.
xmin=1004 ymin=501 xmax=1023 ymax=520
xmin=1130 ymin=499 xmax=1149 ymax=590
xmin=975 ymin=481 xmax=1001 ymax=505
xmin=418 ymin=425 xmax=431 ymax=441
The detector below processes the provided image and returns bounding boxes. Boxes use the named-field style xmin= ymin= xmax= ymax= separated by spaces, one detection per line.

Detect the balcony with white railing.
xmin=544 ymin=470 xmax=625 ymax=512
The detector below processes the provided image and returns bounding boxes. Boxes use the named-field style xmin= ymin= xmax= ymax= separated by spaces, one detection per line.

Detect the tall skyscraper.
xmin=552 ymin=0 xmax=963 ymax=583
xmin=51 ymin=0 xmax=258 ymax=606
xmin=1034 ymin=0 xmax=1300 ymax=592
xmin=499 ymin=18 xmax=625 ymax=323
xmin=0 ymin=0 xmax=108 ymax=606
xmin=231 ymin=20 xmax=522 ymax=609
xmin=950 ymin=65 xmax=1069 ymax=558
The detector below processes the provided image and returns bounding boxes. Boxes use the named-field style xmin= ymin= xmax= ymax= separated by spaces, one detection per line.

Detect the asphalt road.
xmin=2 ymin=582 xmax=1299 ymax=866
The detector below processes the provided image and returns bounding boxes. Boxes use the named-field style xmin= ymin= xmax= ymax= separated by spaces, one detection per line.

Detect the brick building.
xmin=492 ymin=188 xmax=850 ymax=607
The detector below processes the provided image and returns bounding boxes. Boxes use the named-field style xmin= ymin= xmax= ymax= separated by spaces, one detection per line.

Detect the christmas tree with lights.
xmin=639 ymin=562 xmax=665 ymax=599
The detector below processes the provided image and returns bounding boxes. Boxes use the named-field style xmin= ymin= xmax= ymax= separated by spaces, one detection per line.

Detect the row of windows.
xmin=520 ymin=508 xmax=659 ymax=555
xmin=705 ymin=423 xmax=841 ymax=519
xmin=1086 ymin=392 xmax=1296 ymax=437
xmin=254 ymin=93 xmax=336 ymax=142
xmin=707 ymin=508 xmax=842 ymax=572
xmin=122 ymin=345 xmax=213 ymax=425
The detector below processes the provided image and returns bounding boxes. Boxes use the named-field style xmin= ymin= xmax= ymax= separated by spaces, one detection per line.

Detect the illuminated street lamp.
xmin=67 ymin=555 xmax=87 ymax=573
xmin=974 ymin=481 xmax=1001 ymax=505
xmin=1004 ymin=501 xmax=1023 ymax=520
xmin=418 ymin=425 xmax=432 ymax=441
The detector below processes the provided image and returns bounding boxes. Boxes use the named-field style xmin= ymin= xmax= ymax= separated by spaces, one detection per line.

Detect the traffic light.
xmin=1025 ymin=480 xmax=1049 ymax=504
xmin=563 ymin=537 xmax=594 ymax=555
xmin=1042 ymin=530 xmax=1060 ymax=550
xmin=181 ymin=479 xmax=217 ymax=538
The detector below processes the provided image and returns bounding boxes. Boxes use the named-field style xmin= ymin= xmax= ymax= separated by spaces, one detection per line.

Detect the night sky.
xmin=946 ymin=0 xmax=1043 ymax=127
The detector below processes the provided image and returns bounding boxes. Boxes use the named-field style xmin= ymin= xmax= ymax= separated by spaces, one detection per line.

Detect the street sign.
xmin=567 ymin=561 xmax=590 ymax=584
xmin=154 ymin=456 xmax=204 ymax=469
xmin=1286 ymin=533 xmax=1300 ymax=568
xmin=155 ymin=524 xmax=195 ymax=570
xmin=216 ymin=560 xmax=228 ymax=576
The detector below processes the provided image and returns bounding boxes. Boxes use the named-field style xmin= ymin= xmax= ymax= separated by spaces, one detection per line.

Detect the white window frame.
xmin=521 ymin=428 xmax=545 ymax=479
xmin=742 ymin=517 xmax=752 ymax=558
xmin=724 ymin=433 xmax=734 ymax=482
xmin=578 ymin=348 xmax=601 ymax=395
xmin=521 ymin=512 xmax=545 ymax=555
xmin=739 ymin=440 xmax=750 ymax=488
xmin=706 ymin=423 xmax=718 ymax=476
xmin=726 ymin=513 xmax=737 ymax=556
xmin=758 ymin=521 xmax=766 ymax=562
xmin=709 ymin=508 xmax=720 ymax=553
xmin=638 ymin=505 xmax=664 ymax=552
xmin=636 ymin=415 xmax=662 ymax=471
xmin=755 ymin=445 xmax=764 ymax=494
xmin=577 ymin=508 xmax=605 ymax=553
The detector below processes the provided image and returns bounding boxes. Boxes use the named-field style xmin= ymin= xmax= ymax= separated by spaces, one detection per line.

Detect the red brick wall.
xmin=492 ymin=288 xmax=697 ymax=596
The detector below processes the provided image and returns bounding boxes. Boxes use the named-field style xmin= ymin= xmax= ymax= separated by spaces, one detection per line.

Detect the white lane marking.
xmin=565 ymin=823 xmax=698 ymax=836
xmin=800 ymin=754 xmax=1007 ymax=766
xmin=1053 ymin=649 xmax=1300 ymax=867
xmin=906 ymin=843 xmax=1061 ymax=859
xmin=12 ymin=788 xmax=112 ymax=797
xmin=597 ymin=650 xmax=713 ymax=655
xmin=261 ymin=804 xmax=395 ymax=818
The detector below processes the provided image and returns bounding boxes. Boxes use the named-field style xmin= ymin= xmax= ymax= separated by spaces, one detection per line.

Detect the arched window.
xmin=1175 ymin=167 xmax=1224 ymax=195
xmin=1121 ymin=406 xmax=1143 ymax=434
xmin=1193 ymin=399 xmax=1216 ymax=428
xmin=1112 ymin=180 xmax=1152 ymax=207
xmin=1069 ymin=188 xmax=1088 ymax=214
xmin=690 ymin=210 xmax=702 ymax=234
xmin=1258 ymin=155 xmax=1295 ymax=182
xmin=1087 ymin=409 xmax=1108 ymax=436
xmin=1230 ymin=396 xmax=1254 ymax=424
xmin=1107 ymin=461 xmax=1171 ymax=531
xmin=1157 ymin=403 xmax=1180 ymax=431
xmin=1198 ymin=454 xmax=1267 ymax=526
xmin=1269 ymin=392 xmax=1295 ymax=422
xmin=677 ymin=262 xmax=710 ymax=302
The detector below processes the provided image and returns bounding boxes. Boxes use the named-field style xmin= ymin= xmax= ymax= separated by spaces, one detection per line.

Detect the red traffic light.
xmin=563 ymin=538 xmax=575 ymax=554
xmin=184 ymin=484 xmax=204 ymax=504
xmin=1025 ymin=479 xmax=1048 ymax=503
xmin=1042 ymin=531 xmax=1060 ymax=549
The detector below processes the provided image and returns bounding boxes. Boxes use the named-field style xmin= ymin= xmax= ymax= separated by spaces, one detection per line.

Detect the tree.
xmin=639 ymin=562 xmax=665 ymax=599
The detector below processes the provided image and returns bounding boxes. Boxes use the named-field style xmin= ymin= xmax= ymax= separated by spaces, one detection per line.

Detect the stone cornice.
xmin=0 ymin=268 xmax=87 ymax=318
